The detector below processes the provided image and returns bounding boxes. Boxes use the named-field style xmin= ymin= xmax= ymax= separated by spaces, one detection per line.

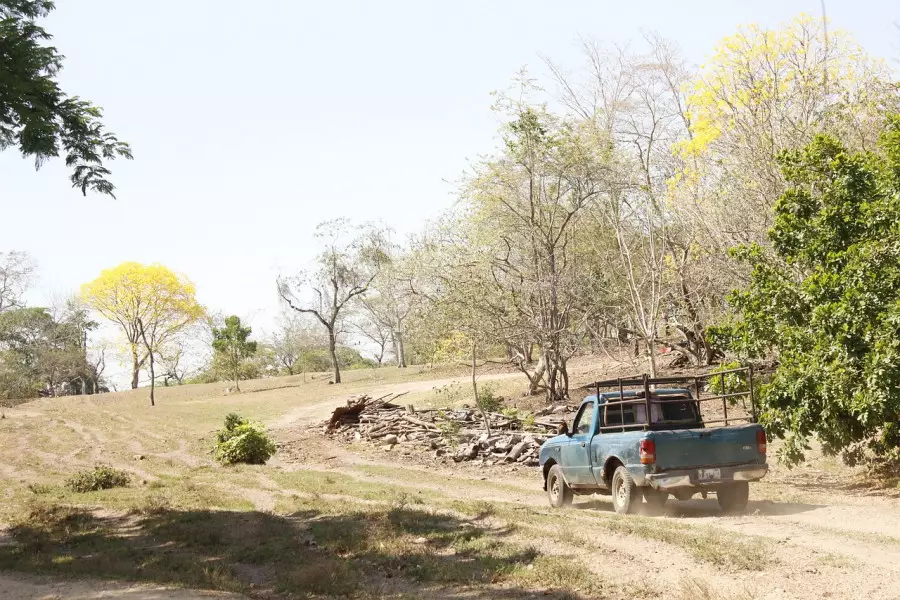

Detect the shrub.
xmin=214 ymin=413 xmax=276 ymax=465
xmin=65 ymin=465 xmax=130 ymax=493
xmin=477 ymin=385 xmax=503 ymax=413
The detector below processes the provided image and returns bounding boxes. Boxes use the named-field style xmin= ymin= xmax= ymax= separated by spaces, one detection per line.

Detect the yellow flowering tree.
xmin=80 ymin=263 xmax=204 ymax=405
xmin=678 ymin=14 xmax=897 ymax=250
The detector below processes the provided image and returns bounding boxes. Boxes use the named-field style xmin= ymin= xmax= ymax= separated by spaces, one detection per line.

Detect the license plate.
xmin=698 ymin=468 xmax=721 ymax=481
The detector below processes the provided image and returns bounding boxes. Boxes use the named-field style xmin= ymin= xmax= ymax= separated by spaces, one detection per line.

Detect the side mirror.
xmin=557 ymin=422 xmax=571 ymax=437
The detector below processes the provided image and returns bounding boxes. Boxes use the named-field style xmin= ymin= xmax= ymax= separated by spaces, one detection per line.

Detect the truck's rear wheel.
xmin=611 ymin=466 xmax=638 ymax=515
xmin=547 ymin=465 xmax=573 ymax=508
xmin=717 ymin=482 xmax=749 ymax=513
xmin=642 ymin=488 xmax=668 ymax=515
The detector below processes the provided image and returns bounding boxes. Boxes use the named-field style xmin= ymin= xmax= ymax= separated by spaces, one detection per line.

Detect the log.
xmin=402 ymin=415 xmax=439 ymax=430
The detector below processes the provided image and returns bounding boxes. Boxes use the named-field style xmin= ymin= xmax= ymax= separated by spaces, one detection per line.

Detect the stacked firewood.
xmin=321 ymin=394 xmax=573 ymax=467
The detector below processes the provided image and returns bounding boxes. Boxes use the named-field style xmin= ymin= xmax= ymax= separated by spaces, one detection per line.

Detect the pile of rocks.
xmin=321 ymin=394 xmax=573 ymax=468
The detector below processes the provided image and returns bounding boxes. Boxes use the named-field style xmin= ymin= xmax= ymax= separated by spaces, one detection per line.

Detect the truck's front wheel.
xmin=611 ymin=466 xmax=638 ymax=515
xmin=547 ymin=465 xmax=573 ymax=508
xmin=717 ymin=482 xmax=749 ymax=513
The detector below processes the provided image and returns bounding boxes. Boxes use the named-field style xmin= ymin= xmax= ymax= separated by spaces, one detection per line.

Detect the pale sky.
xmin=3 ymin=1 xmax=899 ymax=353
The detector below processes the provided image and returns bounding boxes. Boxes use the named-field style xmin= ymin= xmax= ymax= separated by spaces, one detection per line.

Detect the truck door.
xmin=560 ymin=400 xmax=596 ymax=485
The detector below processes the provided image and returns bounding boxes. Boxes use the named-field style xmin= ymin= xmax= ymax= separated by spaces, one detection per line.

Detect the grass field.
xmin=1 ymin=357 xmax=900 ymax=599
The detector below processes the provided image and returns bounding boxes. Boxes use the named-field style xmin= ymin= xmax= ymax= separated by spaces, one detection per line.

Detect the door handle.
xmin=581 ymin=442 xmax=586 ymax=447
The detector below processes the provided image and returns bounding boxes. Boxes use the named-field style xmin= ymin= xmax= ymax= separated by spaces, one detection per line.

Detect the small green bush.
xmin=214 ymin=413 xmax=276 ymax=465
xmin=65 ymin=465 xmax=130 ymax=493
xmin=477 ymin=385 xmax=503 ymax=413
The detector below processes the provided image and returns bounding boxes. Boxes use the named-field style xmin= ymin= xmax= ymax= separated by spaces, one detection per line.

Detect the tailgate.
xmin=651 ymin=425 xmax=764 ymax=470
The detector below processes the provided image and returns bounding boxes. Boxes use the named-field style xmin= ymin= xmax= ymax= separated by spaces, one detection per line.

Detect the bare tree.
xmin=268 ymin=311 xmax=323 ymax=375
xmin=277 ymin=220 xmax=386 ymax=384
xmin=0 ymin=251 xmax=35 ymax=314
xmin=352 ymin=317 xmax=392 ymax=364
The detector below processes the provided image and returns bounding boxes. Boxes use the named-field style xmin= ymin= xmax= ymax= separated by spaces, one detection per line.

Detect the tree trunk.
xmin=394 ymin=331 xmax=407 ymax=368
xmin=646 ymin=339 xmax=657 ymax=378
xmin=138 ymin=320 xmax=155 ymax=406
xmin=147 ymin=349 xmax=155 ymax=406
xmin=472 ymin=341 xmax=490 ymax=435
xmin=328 ymin=328 xmax=341 ymax=383
xmin=131 ymin=344 xmax=140 ymax=389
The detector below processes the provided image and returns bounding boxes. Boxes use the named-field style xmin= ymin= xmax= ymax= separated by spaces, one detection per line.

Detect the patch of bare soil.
xmin=0 ymin=572 xmax=243 ymax=600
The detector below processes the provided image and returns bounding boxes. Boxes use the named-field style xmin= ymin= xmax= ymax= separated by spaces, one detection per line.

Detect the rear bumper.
xmin=645 ymin=463 xmax=768 ymax=490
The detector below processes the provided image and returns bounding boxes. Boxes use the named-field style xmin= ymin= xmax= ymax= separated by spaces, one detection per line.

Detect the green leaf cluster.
xmin=214 ymin=413 xmax=276 ymax=465
xmin=65 ymin=465 xmax=130 ymax=493
xmin=1 ymin=1 xmax=132 ymax=196
xmin=723 ymin=115 xmax=900 ymax=469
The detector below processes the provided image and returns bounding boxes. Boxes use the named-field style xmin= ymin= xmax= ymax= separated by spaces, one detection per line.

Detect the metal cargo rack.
xmin=590 ymin=367 xmax=757 ymax=433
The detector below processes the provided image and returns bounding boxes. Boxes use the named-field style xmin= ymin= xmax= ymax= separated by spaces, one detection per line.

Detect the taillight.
xmin=757 ymin=429 xmax=767 ymax=455
xmin=639 ymin=439 xmax=656 ymax=465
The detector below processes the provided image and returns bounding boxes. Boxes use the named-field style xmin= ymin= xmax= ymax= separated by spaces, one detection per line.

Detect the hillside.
xmin=1 ymin=358 xmax=899 ymax=599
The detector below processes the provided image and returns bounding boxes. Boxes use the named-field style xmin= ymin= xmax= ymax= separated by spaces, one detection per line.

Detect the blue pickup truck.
xmin=539 ymin=371 xmax=768 ymax=515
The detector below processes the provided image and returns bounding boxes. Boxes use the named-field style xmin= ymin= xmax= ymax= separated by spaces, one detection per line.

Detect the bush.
xmin=65 ymin=465 xmax=130 ymax=493
xmin=477 ymin=385 xmax=503 ymax=413
xmin=214 ymin=413 xmax=276 ymax=465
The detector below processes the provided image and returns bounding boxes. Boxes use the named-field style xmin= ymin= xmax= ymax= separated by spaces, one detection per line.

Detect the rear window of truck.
xmin=604 ymin=394 xmax=699 ymax=428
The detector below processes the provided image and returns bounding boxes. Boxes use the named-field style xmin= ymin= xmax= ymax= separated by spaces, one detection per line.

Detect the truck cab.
xmin=538 ymin=371 xmax=767 ymax=515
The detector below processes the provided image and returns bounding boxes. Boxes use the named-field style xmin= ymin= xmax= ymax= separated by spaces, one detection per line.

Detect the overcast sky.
xmin=3 ymin=0 xmax=899 ymax=374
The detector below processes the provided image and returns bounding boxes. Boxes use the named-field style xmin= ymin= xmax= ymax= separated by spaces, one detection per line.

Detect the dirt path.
xmin=0 ymin=572 xmax=244 ymax=600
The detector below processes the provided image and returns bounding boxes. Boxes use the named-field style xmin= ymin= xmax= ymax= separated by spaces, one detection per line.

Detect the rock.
xmin=132 ymin=454 xmax=145 ymax=461
xmin=383 ymin=434 xmax=399 ymax=446
xmin=454 ymin=443 xmax=479 ymax=462
xmin=413 ymin=537 xmax=428 ymax=544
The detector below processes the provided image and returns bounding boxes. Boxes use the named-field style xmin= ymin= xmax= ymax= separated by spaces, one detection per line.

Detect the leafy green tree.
xmin=1 ymin=1 xmax=132 ymax=196
xmin=212 ymin=316 xmax=257 ymax=392
xmin=719 ymin=116 xmax=900 ymax=471
xmin=0 ymin=306 xmax=91 ymax=400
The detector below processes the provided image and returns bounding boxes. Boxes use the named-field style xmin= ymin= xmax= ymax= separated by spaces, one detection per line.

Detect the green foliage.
xmin=722 ymin=117 xmax=900 ymax=468
xmin=0 ymin=1 xmax=132 ymax=196
xmin=297 ymin=346 xmax=376 ymax=372
xmin=499 ymin=407 xmax=536 ymax=430
xmin=211 ymin=316 xmax=257 ymax=388
xmin=214 ymin=413 xmax=276 ymax=465
xmin=706 ymin=361 xmax=755 ymax=403
xmin=476 ymin=385 xmax=503 ymax=413
xmin=0 ymin=305 xmax=98 ymax=401
xmin=65 ymin=465 xmax=130 ymax=493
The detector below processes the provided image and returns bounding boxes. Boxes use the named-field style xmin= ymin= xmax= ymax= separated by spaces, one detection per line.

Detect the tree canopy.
xmin=0 ymin=0 xmax=132 ymax=196
xmin=212 ymin=316 xmax=257 ymax=392
xmin=719 ymin=116 xmax=900 ymax=470
xmin=80 ymin=263 xmax=204 ymax=398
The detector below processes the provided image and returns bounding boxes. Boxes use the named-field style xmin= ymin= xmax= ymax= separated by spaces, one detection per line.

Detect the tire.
xmin=611 ymin=466 xmax=638 ymax=515
xmin=717 ymin=482 xmax=749 ymax=513
xmin=547 ymin=465 xmax=573 ymax=508
xmin=642 ymin=488 xmax=668 ymax=515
